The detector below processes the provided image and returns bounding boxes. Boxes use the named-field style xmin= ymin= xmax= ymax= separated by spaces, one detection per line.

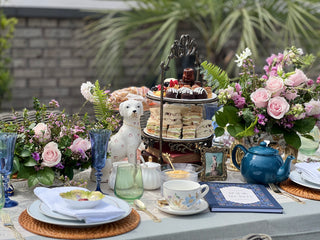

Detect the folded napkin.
xmin=34 ymin=187 xmax=126 ymax=223
xmin=295 ymin=162 xmax=320 ymax=184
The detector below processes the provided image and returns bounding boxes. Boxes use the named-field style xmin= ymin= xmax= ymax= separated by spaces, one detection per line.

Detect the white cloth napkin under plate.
xmin=295 ymin=162 xmax=320 ymax=185
xmin=34 ymin=186 xmax=126 ymax=223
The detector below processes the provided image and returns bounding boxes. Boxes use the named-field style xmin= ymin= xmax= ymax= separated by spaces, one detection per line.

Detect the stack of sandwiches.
xmin=145 ymin=103 xmax=214 ymax=139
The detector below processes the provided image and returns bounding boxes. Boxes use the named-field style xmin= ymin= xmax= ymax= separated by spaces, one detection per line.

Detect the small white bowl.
xmin=59 ymin=190 xmax=105 ymax=209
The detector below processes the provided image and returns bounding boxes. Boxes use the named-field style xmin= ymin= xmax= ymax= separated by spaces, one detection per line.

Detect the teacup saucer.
xmin=156 ymin=199 xmax=209 ymax=215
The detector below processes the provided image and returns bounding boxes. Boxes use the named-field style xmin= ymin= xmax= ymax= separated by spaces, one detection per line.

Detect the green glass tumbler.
xmin=114 ymin=163 xmax=144 ymax=202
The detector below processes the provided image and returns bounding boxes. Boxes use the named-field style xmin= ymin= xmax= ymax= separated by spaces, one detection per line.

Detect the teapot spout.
xmin=276 ymin=155 xmax=295 ymax=183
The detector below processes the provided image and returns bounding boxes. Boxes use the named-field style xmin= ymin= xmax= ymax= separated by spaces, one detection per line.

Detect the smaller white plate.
xmin=300 ymin=172 xmax=320 ymax=186
xmin=156 ymin=199 xmax=209 ymax=215
xmin=289 ymin=170 xmax=320 ymax=190
xmin=39 ymin=196 xmax=122 ymax=222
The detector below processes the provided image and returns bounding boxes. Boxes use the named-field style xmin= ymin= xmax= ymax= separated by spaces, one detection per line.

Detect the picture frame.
xmin=200 ymin=145 xmax=228 ymax=181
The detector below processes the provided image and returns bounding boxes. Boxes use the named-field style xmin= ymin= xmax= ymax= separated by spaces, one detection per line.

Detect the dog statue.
xmin=98 ymin=99 xmax=144 ymax=182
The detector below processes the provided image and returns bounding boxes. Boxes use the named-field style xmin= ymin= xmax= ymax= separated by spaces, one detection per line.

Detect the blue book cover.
xmin=200 ymin=182 xmax=283 ymax=213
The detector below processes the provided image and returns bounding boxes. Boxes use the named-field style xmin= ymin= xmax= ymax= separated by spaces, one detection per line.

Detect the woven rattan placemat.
xmin=19 ymin=209 xmax=140 ymax=239
xmin=279 ymin=179 xmax=320 ymax=200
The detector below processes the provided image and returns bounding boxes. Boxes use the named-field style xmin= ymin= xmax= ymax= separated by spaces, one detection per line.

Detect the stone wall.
xmin=2 ymin=15 xmax=97 ymax=114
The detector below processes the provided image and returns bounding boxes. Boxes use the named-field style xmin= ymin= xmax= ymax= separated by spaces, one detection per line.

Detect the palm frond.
xmin=201 ymin=61 xmax=229 ymax=90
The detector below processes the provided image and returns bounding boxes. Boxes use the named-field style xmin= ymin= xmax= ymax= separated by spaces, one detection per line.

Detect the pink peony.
xmin=41 ymin=142 xmax=61 ymax=167
xmin=267 ymin=96 xmax=290 ymax=119
xmin=70 ymin=137 xmax=91 ymax=153
xmin=265 ymin=76 xmax=284 ymax=96
xmin=33 ymin=123 xmax=51 ymax=142
xmin=285 ymin=69 xmax=308 ymax=87
xmin=250 ymin=88 xmax=271 ymax=108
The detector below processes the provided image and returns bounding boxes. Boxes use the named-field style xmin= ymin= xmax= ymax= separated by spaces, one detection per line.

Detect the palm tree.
xmin=82 ymin=0 xmax=320 ymax=89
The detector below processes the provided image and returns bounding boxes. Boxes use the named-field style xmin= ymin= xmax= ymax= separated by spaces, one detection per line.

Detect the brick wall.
xmin=2 ymin=10 xmax=206 ymax=115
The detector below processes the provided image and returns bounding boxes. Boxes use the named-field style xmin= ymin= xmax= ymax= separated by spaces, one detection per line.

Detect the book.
xmin=200 ymin=182 xmax=283 ymax=213
xmin=145 ymin=146 xmax=201 ymax=163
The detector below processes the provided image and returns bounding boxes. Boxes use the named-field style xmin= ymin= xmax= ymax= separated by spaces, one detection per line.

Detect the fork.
xmin=1 ymin=212 xmax=25 ymax=240
xmin=268 ymin=183 xmax=305 ymax=204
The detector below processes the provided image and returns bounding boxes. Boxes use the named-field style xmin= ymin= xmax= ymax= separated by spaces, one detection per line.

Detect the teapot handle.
xmin=231 ymin=144 xmax=247 ymax=170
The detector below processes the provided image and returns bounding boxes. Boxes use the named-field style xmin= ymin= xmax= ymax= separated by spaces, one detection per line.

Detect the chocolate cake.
xmin=165 ymin=88 xmax=178 ymax=98
xmin=193 ymin=87 xmax=208 ymax=99
xmin=178 ymin=87 xmax=194 ymax=99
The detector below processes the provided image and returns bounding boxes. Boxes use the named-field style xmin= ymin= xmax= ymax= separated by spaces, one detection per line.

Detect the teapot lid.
xmin=248 ymin=141 xmax=278 ymax=155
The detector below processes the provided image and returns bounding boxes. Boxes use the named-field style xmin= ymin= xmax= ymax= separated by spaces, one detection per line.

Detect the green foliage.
xmin=0 ymin=10 xmax=17 ymax=108
xmin=200 ymin=61 xmax=229 ymax=90
xmin=91 ymin=80 xmax=121 ymax=131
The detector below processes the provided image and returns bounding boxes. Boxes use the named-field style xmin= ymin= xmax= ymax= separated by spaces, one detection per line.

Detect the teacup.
xmin=162 ymin=180 xmax=209 ymax=210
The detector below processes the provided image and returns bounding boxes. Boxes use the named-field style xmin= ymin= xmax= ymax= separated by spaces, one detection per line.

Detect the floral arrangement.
xmin=0 ymin=80 xmax=121 ymax=188
xmin=0 ymin=98 xmax=94 ymax=187
xmin=202 ymin=46 xmax=320 ymax=150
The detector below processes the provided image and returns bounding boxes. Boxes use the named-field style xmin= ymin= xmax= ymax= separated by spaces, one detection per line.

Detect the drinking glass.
xmin=0 ymin=132 xmax=18 ymax=208
xmin=299 ymin=126 xmax=320 ymax=155
xmin=114 ymin=163 xmax=144 ymax=202
xmin=89 ymin=129 xmax=111 ymax=193
xmin=0 ymin=174 xmax=5 ymax=209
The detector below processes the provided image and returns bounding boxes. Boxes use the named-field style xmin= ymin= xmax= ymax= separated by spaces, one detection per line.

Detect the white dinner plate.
xmin=289 ymin=170 xmax=320 ymax=190
xmin=27 ymin=196 xmax=131 ymax=227
xmin=156 ymin=199 xmax=209 ymax=216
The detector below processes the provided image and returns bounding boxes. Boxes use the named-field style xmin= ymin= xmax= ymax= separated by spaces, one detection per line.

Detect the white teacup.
xmin=163 ymin=180 xmax=209 ymax=210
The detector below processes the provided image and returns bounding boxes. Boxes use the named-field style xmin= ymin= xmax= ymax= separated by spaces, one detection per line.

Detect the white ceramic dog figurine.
xmin=100 ymin=99 xmax=144 ymax=181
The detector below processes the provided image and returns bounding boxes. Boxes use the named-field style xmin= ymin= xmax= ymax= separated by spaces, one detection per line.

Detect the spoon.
xmin=163 ymin=153 xmax=175 ymax=171
xmin=134 ymin=199 xmax=161 ymax=223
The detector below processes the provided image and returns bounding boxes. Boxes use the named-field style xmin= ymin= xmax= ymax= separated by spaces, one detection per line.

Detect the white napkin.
xmin=295 ymin=162 xmax=320 ymax=184
xmin=34 ymin=187 xmax=126 ymax=223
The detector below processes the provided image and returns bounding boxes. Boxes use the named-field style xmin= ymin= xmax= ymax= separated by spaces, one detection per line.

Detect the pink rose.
xmin=41 ymin=142 xmax=61 ymax=167
xmin=285 ymin=69 xmax=308 ymax=87
xmin=265 ymin=76 xmax=284 ymax=96
xmin=267 ymin=96 xmax=290 ymax=119
xmin=70 ymin=138 xmax=91 ymax=153
xmin=250 ymin=88 xmax=271 ymax=108
xmin=33 ymin=123 xmax=51 ymax=142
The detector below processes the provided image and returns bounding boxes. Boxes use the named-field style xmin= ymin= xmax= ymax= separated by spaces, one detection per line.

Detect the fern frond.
xmin=92 ymin=80 xmax=109 ymax=122
xmin=201 ymin=61 xmax=230 ymax=90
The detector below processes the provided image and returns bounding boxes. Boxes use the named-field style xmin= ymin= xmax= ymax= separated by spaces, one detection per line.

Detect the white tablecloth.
xmin=1 ymin=167 xmax=319 ymax=240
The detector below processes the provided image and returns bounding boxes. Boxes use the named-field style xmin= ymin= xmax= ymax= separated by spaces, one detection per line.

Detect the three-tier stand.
xmin=142 ymin=34 xmax=218 ymax=164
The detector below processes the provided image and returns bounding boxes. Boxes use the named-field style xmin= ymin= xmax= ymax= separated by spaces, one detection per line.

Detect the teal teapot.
xmin=232 ymin=141 xmax=295 ymax=184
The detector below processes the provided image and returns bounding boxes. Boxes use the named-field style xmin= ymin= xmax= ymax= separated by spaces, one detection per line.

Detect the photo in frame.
xmin=200 ymin=146 xmax=228 ymax=181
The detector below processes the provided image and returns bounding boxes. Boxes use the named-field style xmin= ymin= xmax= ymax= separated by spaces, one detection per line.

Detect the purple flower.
xmin=32 ymin=152 xmax=40 ymax=162
xmin=55 ymin=162 xmax=64 ymax=169
xmin=257 ymin=114 xmax=267 ymax=126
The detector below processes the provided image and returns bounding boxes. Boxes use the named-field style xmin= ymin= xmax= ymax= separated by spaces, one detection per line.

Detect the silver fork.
xmin=1 ymin=212 xmax=25 ymax=240
xmin=268 ymin=183 xmax=305 ymax=204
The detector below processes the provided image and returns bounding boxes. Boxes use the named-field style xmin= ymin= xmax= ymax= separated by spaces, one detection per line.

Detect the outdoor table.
xmin=1 ymin=168 xmax=319 ymax=240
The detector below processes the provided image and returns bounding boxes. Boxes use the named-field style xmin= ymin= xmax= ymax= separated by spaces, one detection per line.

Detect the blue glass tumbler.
xmin=89 ymin=129 xmax=111 ymax=193
xmin=0 ymin=132 xmax=18 ymax=208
